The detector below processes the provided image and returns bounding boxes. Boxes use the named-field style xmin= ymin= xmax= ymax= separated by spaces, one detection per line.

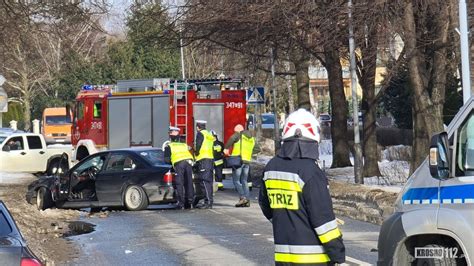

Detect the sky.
xmin=104 ymin=0 xmax=180 ymax=36
xmin=104 ymin=0 xmax=133 ymax=36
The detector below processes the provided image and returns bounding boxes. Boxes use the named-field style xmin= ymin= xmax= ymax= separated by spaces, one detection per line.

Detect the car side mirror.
xmin=429 ymin=132 xmax=451 ymax=180
xmin=2 ymin=145 xmax=10 ymax=152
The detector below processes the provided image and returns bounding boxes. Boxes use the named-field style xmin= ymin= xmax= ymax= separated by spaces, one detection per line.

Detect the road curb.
xmin=329 ymin=180 xmax=397 ymax=225
xmin=250 ymin=160 xmax=397 ymax=225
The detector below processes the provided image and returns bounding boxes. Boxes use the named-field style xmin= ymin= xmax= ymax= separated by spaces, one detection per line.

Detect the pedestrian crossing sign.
xmin=247 ymin=87 xmax=265 ymax=104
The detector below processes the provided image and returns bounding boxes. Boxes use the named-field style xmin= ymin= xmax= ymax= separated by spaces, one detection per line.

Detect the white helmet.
xmin=282 ymin=109 xmax=320 ymax=142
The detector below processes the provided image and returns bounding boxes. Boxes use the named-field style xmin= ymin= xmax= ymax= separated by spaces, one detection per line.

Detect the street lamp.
xmin=348 ymin=0 xmax=363 ymax=184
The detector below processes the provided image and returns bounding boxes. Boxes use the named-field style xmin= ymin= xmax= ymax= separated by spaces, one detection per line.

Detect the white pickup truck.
xmin=0 ymin=133 xmax=72 ymax=175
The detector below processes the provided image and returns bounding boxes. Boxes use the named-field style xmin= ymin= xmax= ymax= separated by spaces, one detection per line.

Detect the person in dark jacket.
xmin=164 ymin=126 xmax=195 ymax=209
xmin=192 ymin=120 xmax=215 ymax=209
xmin=210 ymin=130 xmax=225 ymax=190
xmin=259 ymin=109 xmax=345 ymax=265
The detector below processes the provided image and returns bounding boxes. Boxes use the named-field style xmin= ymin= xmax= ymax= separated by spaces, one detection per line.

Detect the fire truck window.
xmin=77 ymin=102 xmax=84 ymax=120
xmin=93 ymin=102 xmax=102 ymax=119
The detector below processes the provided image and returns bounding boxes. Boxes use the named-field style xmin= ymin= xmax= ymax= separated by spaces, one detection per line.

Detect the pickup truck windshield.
xmin=0 ymin=136 xmax=6 ymax=145
xmin=45 ymin=115 xmax=71 ymax=125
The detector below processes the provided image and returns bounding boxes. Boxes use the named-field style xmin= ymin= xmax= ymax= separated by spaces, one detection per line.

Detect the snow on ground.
xmin=0 ymin=172 xmax=36 ymax=184
xmin=256 ymin=140 xmax=409 ymax=194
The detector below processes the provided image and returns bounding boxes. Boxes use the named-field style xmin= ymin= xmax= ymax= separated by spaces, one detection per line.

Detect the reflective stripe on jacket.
xmin=169 ymin=142 xmax=193 ymax=165
xmin=231 ymin=134 xmax=255 ymax=162
xmin=196 ymin=130 xmax=214 ymax=161
xmin=259 ymin=157 xmax=345 ymax=265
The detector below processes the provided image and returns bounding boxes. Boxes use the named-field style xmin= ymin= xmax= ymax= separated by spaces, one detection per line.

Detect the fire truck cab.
xmin=71 ymin=79 xmax=247 ymax=162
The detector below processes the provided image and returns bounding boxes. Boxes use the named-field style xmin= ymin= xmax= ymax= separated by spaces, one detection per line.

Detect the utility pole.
xmin=180 ymin=37 xmax=186 ymax=80
xmin=459 ymin=0 xmax=471 ymax=103
xmin=271 ymin=47 xmax=280 ymax=154
xmin=348 ymin=0 xmax=363 ymax=184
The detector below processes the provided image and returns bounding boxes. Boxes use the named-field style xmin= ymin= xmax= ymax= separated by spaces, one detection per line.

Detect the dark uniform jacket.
xmin=259 ymin=140 xmax=345 ymax=265
xmin=213 ymin=140 xmax=224 ymax=161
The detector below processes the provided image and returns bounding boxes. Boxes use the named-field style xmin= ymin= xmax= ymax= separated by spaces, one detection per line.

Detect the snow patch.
xmin=0 ymin=172 xmax=36 ymax=184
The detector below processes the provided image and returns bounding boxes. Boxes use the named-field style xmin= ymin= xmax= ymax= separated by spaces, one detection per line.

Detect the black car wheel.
xmin=124 ymin=185 xmax=148 ymax=211
xmin=36 ymin=187 xmax=53 ymax=210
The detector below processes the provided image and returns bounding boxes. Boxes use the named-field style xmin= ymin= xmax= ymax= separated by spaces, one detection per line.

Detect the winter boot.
xmin=235 ymin=198 xmax=246 ymax=207
xmin=243 ymin=199 xmax=250 ymax=207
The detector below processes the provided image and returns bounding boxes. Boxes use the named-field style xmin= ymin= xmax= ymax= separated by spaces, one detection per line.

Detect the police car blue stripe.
xmin=402 ymin=184 xmax=474 ymax=205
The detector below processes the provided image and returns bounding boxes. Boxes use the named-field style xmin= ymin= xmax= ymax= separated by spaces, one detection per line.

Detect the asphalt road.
xmin=67 ymin=181 xmax=380 ymax=265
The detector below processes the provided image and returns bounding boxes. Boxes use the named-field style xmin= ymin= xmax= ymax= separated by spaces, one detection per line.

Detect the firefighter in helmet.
xmin=259 ymin=109 xmax=345 ymax=265
xmin=210 ymin=130 xmax=225 ymax=190
xmin=192 ymin=120 xmax=215 ymax=209
xmin=164 ymin=126 xmax=195 ymax=209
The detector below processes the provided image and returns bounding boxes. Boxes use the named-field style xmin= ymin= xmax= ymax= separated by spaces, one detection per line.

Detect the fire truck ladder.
xmin=174 ymin=80 xmax=188 ymax=139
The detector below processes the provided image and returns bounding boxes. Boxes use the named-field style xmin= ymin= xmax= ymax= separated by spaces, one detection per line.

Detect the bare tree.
xmin=398 ymin=0 xmax=456 ymax=171
xmin=0 ymin=1 xmax=108 ymax=130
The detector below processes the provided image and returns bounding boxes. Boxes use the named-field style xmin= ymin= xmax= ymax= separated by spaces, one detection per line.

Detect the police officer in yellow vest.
xmin=210 ymin=130 xmax=225 ymax=190
xmin=224 ymin=124 xmax=256 ymax=207
xmin=164 ymin=126 xmax=195 ymax=210
xmin=192 ymin=120 xmax=215 ymax=209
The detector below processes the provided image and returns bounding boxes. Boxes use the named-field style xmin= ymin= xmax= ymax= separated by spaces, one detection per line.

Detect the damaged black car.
xmin=26 ymin=148 xmax=176 ymax=211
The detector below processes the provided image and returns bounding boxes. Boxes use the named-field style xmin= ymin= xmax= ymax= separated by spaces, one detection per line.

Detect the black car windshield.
xmin=137 ymin=150 xmax=167 ymax=166
xmin=0 ymin=211 xmax=12 ymax=236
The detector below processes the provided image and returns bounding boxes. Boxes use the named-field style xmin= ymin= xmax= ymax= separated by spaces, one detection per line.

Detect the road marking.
xmin=341 ymin=256 xmax=372 ymax=265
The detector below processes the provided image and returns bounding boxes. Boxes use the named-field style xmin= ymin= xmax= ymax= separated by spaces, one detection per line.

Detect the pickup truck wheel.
xmin=36 ymin=187 xmax=53 ymax=210
xmin=46 ymin=159 xmax=60 ymax=176
xmin=124 ymin=185 xmax=148 ymax=211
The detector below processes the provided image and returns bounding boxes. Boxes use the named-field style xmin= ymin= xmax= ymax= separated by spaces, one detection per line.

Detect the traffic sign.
xmin=247 ymin=87 xmax=265 ymax=104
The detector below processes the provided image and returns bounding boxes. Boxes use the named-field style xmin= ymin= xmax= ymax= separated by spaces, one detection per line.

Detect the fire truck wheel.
xmin=124 ymin=185 xmax=148 ymax=211
xmin=36 ymin=187 xmax=53 ymax=211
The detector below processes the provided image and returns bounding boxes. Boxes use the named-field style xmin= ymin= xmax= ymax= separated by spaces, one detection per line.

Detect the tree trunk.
xmin=23 ymin=95 xmax=31 ymax=132
xmin=291 ymin=50 xmax=311 ymax=110
xmin=359 ymin=20 xmax=381 ymax=177
xmin=285 ymin=61 xmax=295 ymax=113
xmin=403 ymin=0 xmax=448 ymax=173
xmin=411 ymin=100 xmax=430 ymax=173
xmin=324 ymin=47 xmax=352 ymax=168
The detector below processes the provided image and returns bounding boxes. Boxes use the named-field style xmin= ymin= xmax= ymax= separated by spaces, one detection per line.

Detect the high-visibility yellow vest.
xmin=231 ymin=134 xmax=255 ymax=162
xmin=196 ymin=130 xmax=214 ymax=161
xmin=214 ymin=144 xmax=222 ymax=153
xmin=213 ymin=143 xmax=223 ymax=166
xmin=169 ymin=142 xmax=193 ymax=165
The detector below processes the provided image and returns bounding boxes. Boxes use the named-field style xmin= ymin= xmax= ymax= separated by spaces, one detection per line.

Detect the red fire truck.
xmin=71 ymin=78 xmax=247 ymax=162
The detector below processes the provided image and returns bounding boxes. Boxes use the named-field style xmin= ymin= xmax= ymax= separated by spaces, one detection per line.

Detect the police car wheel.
xmin=124 ymin=185 xmax=148 ymax=211
xmin=413 ymin=244 xmax=459 ymax=266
